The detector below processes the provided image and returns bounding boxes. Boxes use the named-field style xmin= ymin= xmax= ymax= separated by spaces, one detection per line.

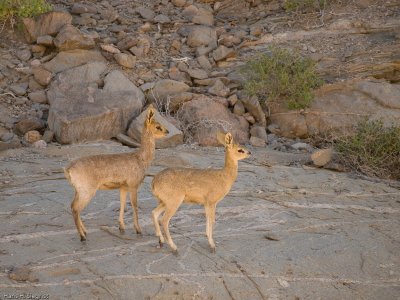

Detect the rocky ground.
xmin=0 ymin=0 xmax=399 ymax=298
xmin=0 ymin=142 xmax=399 ymax=299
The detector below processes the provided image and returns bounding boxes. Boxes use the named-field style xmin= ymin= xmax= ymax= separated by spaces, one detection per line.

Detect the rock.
xmin=178 ymin=95 xmax=249 ymax=146
xmin=208 ymin=79 xmax=229 ymax=97
xmin=1 ymin=132 xmax=14 ymax=142
xmin=233 ymin=100 xmax=245 ymax=115
xmin=136 ymin=7 xmax=155 ymax=21
xmin=28 ymin=90 xmax=48 ymax=104
xmin=238 ymin=93 xmax=266 ymax=126
xmin=14 ymin=118 xmax=45 ymax=135
xmin=9 ymin=83 xmax=28 ymax=96
xmin=291 ymin=142 xmax=311 ymax=151
xmin=14 ymin=97 xmax=28 ymax=105
xmin=43 ymin=49 xmax=106 ymax=73
xmin=54 ymin=24 xmax=95 ymax=51
xmin=166 ymin=92 xmax=194 ymax=112
xmin=16 ymin=49 xmax=31 ymax=61
xmin=250 ymin=136 xmax=266 ymax=147
xmin=312 ymin=148 xmax=333 ymax=167
xmin=186 ymin=68 xmax=208 ymax=80
xmin=127 ymin=107 xmax=183 ymax=148
xmin=42 ymin=130 xmax=55 ymax=143
xmin=8 ymin=267 xmax=32 ymax=282
xmin=250 ymin=125 xmax=268 ymax=142
xmin=154 ymin=14 xmax=171 ymax=24
xmin=100 ymin=44 xmax=120 ymax=54
xmin=183 ymin=5 xmax=214 ymax=26
xmin=197 ymin=55 xmax=212 ymax=71
xmin=47 ymin=63 xmax=144 ymax=143
xmin=37 ymin=35 xmax=54 ymax=46
xmin=244 ymin=113 xmax=256 ymax=124
xmin=228 ymin=94 xmax=238 ymax=106
xmin=28 ymin=77 xmax=44 ymax=91
xmin=169 ymin=67 xmax=192 ymax=84
xmin=24 ymin=130 xmax=42 ymax=143
xmin=186 ymin=25 xmax=217 ymax=48
xmin=212 ymin=45 xmax=235 ymax=61
xmin=356 ymin=80 xmax=400 ymax=109
xmin=147 ymin=79 xmax=191 ymax=108
xmin=117 ymin=36 xmax=137 ymax=51
xmin=33 ymin=67 xmax=52 ymax=86
xmin=32 ymin=140 xmax=47 ymax=149
xmin=172 ymin=0 xmax=186 ymax=7
xmin=0 ymin=136 xmax=21 ymax=151
xmin=31 ymin=45 xmax=46 ymax=56
xmin=23 ymin=11 xmax=73 ymax=43
xmin=71 ymin=3 xmax=98 ymax=14
xmin=114 ymin=53 xmax=136 ymax=68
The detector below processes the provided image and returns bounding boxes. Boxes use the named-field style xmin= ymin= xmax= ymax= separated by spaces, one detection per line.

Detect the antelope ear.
xmin=224 ymin=132 xmax=233 ymax=147
xmin=146 ymin=106 xmax=155 ymax=124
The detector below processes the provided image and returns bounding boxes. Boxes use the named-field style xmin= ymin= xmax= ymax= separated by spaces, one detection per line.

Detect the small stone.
xmin=33 ymin=68 xmax=52 ymax=86
xmin=100 ymin=44 xmax=120 ymax=54
xmin=154 ymin=14 xmax=171 ymax=24
xmin=309 ymin=45 xmax=316 ymax=53
xmin=9 ymin=83 xmax=29 ymax=96
xmin=197 ymin=55 xmax=212 ymax=70
xmin=71 ymin=3 xmax=98 ymax=14
xmin=291 ymin=142 xmax=311 ymax=151
xmin=172 ymin=0 xmax=186 ymax=7
xmin=208 ymin=79 xmax=229 ymax=97
xmin=117 ymin=36 xmax=137 ymax=51
xmin=29 ymin=77 xmax=44 ymax=91
xmin=186 ymin=68 xmax=208 ymax=80
xmin=53 ymin=24 xmax=95 ymax=51
xmin=243 ymin=113 xmax=256 ymax=124
xmin=228 ymin=94 xmax=238 ymax=106
xmin=28 ymin=90 xmax=48 ymax=104
xmin=37 ymin=35 xmax=54 ymax=46
xmin=16 ymin=49 xmax=31 ymax=61
xmin=136 ymin=7 xmax=155 ymax=20
xmin=212 ymin=45 xmax=235 ymax=61
xmin=233 ymin=100 xmax=245 ymax=115
xmin=140 ymin=22 xmax=152 ymax=33
xmin=114 ymin=53 xmax=136 ymax=68
xmin=14 ymin=97 xmax=28 ymax=105
xmin=31 ymin=45 xmax=46 ymax=55
xmin=14 ymin=118 xmax=44 ymax=135
xmin=250 ymin=125 xmax=268 ymax=142
xmin=8 ymin=267 xmax=32 ymax=282
xmin=311 ymin=148 xmax=333 ymax=167
xmin=250 ymin=136 xmax=266 ymax=147
xmin=171 ymin=39 xmax=182 ymax=51
xmin=32 ymin=140 xmax=47 ymax=148
xmin=30 ymin=59 xmax=41 ymax=67
xmin=1 ymin=132 xmax=14 ymax=142
xmin=24 ymin=130 xmax=42 ymax=143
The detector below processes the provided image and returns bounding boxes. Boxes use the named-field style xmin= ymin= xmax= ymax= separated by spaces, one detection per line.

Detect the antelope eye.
xmin=238 ymin=149 xmax=245 ymax=153
xmin=156 ymin=126 xmax=162 ymax=130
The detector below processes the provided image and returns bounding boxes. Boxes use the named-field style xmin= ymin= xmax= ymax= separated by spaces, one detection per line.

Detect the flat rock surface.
xmin=0 ymin=142 xmax=399 ymax=299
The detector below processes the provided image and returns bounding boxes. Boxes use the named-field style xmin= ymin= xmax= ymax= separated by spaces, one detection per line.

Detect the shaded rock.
xmin=250 ymin=136 xmax=266 ymax=147
xmin=42 ymin=130 xmax=55 ymax=143
xmin=9 ymin=83 xmax=28 ymax=96
xmin=24 ymin=130 xmax=42 ymax=143
xmin=114 ymin=53 xmax=136 ymax=68
xmin=23 ymin=11 xmax=73 ymax=43
xmin=178 ymin=95 xmax=249 ymax=146
xmin=54 ymin=24 xmax=95 ymax=51
xmin=186 ymin=68 xmax=208 ymax=80
xmin=228 ymin=94 xmax=238 ymax=106
xmin=186 ymin=25 xmax=217 ymax=48
xmin=238 ymin=93 xmax=266 ymax=126
xmin=16 ymin=49 xmax=31 ymax=61
xmin=197 ymin=55 xmax=212 ymax=71
xmin=47 ymin=63 xmax=144 ymax=144
xmin=43 ymin=49 xmax=106 ymax=73
xmin=208 ymin=79 xmax=229 ymax=97
xmin=244 ymin=113 xmax=256 ymax=124
xmin=147 ymin=79 xmax=191 ymax=108
xmin=71 ymin=3 xmax=98 ymax=14
xmin=117 ymin=36 xmax=137 ymax=51
xmin=356 ymin=80 xmax=400 ymax=109
xmin=212 ymin=45 xmax=235 ymax=61
xmin=312 ymin=148 xmax=333 ymax=167
xmin=37 ymin=35 xmax=54 ymax=46
xmin=0 ymin=136 xmax=21 ymax=151
xmin=127 ymin=107 xmax=183 ymax=148
xmin=14 ymin=118 xmax=45 ymax=135
xmin=31 ymin=45 xmax=46 ymax=56
xmin=154 ymin=14 xmax=171 ymax=24
xmin=250 ymin=125 xmax=268 ymax=142
xmin=28 ymin=90 xmax=48 ymax=104
xmin=33 ymin=67 xmax=52 ymax=86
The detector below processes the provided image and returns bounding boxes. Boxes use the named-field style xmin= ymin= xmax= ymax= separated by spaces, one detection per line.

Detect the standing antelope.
xmin=64 ymin=105 xmax=169 ymax=241
xmin=151 ymin=132 xmax=251 ymax=253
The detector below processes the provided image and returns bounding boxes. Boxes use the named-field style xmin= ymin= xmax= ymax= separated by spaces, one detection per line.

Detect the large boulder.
xmin=53 ymin=24 xmax=95 ymax=51
xmin=47 ymin=62 xmax=144 ymax=144
xmin=147 ymin=79 xmax=191 ymax=109
xmin=127 ymin=107 xmax=183 ymax=148
xmin=43 ymin=49 xmax=106 ymax=73
xmin=178 ymin=95 xmax=249 ymax=146
xmin=269 ymin=79 xmax=400 ymax=138
xmin=23 ymin=11 xmax=72 ymax=43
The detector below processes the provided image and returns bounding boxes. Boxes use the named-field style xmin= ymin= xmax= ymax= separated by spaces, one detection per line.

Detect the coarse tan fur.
xmin=64 ymin=105 xmax=168 ymax=241
xmin=151 ymin=132 xmax=251 ymax=253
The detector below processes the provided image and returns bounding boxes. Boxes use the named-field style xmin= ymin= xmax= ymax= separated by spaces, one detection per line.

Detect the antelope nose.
xmin=248 ymin=151 xmax=252 ymax=155
xmin=165 ymin=129 xmax=169 ymax=134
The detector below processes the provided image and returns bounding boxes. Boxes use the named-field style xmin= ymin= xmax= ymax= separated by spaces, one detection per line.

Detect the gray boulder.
xmin=54 ymin=24 xmax=95 ymax=51
xmin=47 ymin=62 xmax=144 ymax=144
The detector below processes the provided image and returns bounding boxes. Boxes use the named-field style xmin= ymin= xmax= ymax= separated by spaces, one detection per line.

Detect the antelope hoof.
xmin=210 ymin=246 xmax=216 ymax=254
xmin=158 ymin=239 xmax=164 ymax=248
xmin=80 ymin=235 xmax=86 ymax=242
xmin=172 ymin=249 xmax=179 ymax=256
xmin=119 ymin=227 xmax=125 ymax=234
